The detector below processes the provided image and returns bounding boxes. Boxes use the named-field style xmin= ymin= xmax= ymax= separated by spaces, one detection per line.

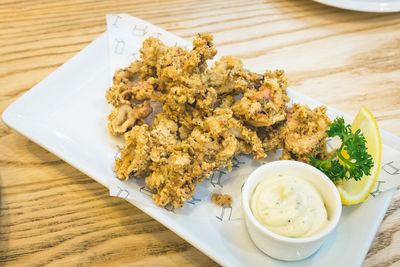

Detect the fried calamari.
xmin=106 ymin=33 xmax=331 ymax=208
xmin=211 ymin=193 xmax=233 ymax=206
xmin=280 ymin=104 xmax=331 ymax=163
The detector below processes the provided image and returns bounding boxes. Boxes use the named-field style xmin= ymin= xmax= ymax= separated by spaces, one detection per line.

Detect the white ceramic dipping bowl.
xmin=242 ymin=160 xmax=342 ymax=261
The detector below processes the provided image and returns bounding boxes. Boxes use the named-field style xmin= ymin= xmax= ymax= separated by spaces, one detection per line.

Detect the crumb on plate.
xmin=212 ymin=193 xmax=233 ymax=206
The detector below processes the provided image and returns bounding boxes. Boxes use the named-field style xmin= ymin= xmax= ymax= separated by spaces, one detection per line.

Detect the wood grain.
xmin=0 ymin=0 xmax=399 ymax=266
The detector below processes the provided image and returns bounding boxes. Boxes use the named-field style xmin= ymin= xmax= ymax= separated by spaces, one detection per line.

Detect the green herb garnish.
xmin=309 ymin=117 xmax=374 ymax=182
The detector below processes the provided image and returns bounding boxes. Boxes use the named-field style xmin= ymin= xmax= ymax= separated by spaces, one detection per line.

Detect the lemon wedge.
xmin=336 ymin=106 xmax=382 ymax=205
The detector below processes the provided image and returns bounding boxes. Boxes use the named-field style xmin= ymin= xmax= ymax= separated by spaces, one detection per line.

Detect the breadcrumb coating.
xmin=106 ymin=33 xmax=330 ymax=208
xmin=211 ymin=194 xmax=233 ymax=206
xmin=280 ymin=104 xmax=331 ymax=162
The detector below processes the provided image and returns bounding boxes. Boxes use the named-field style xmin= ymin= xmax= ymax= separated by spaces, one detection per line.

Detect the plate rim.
xmin=313 ymin=0 xmax=400 ymax=12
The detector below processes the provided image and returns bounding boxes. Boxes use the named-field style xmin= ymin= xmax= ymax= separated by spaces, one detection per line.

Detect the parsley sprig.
xmin=309 ymin=117 xmax=374 ymax=182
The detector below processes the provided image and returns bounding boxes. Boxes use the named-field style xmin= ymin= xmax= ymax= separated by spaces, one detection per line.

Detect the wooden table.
xmin=1 ymin=0 xmax=399 ymax=266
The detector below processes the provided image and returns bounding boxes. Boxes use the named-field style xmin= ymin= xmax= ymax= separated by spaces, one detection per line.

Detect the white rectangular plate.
xmin=2 ymin=32 xmax=399 ymax=267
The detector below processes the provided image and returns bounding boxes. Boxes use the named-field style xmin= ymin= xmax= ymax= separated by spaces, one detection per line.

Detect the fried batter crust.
xmin=231 ymin=70 xmax=289 ymax=127
xmin=106 ymin=33 xmax=330 ymax=208
xmin=211 ymin=194 xmax=233 ymax=206
xmin=280 ymin=104 xmax=331 ymax=163
xmin=108 ymin=101 xmax=152 ymax=136
xmin=115 ymin=124 xmax=152 ymax=178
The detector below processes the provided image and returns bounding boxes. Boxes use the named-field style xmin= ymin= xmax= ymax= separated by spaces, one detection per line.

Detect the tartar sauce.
xmin=250 ymin=175 xmax=329 ymax=238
